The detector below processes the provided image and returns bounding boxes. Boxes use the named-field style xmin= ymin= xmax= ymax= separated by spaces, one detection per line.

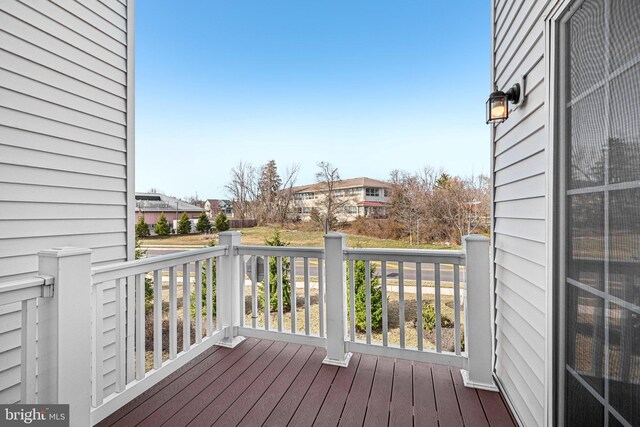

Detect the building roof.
xmin=135 ymin=192 xmax=203 ymax=213
xmin=290 ymin=177 xmax=390 ymax=193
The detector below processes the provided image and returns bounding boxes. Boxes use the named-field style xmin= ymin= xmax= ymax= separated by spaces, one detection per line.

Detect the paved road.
xmin=144 ymin=247 xmax=458 ymax=283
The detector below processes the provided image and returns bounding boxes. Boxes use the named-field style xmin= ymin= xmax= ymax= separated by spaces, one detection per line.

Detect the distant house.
xmin=135 ymin=193 xmax=202 ymax=232
xmin=204 ymin=199 xmax=233 ymax=218
xmin=290 ymin=177 xmax=391 ymax=222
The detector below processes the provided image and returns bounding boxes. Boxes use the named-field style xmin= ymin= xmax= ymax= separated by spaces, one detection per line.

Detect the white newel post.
xmin=461 ymin=235 xmax=498 ymax=391
xmin=37 ymin=247 xmax=93 ymax=427
xmin=217 ymin=231 xmax=245 ymax=348
xmin=323 ymin=233 xmax=352 ymax=367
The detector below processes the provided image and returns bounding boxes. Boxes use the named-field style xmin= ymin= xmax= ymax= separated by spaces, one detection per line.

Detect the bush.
xmin=135 ymin=238 xmax=153 ymax=313
xmin=177 ymin=212 xmax=192 ymax=234
xmin=347 ymin=260 xmax=383 ymax=332
xmin=135 ymin=215 xmax=150 ymax=238
xmin=422 ymin=303 xmax=453 ymax=331
xmin=191 ymin=241 xmax=217 ymax=318
xmin=195 ymin=211 xmax=212 ymax=233
xmin=154 ymin=212 xmax=171 ymax=236
xmin=215 ymin=212 xmax=229 ymax=231
xmin=258 ymin=229 xmax=292 ymax=312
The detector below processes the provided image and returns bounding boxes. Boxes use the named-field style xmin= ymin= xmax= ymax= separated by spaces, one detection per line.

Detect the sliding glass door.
xmin=558 ymin=0 xmax=640 ymax=425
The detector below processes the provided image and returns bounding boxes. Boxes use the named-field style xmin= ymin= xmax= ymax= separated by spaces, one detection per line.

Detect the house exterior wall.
xmin=0 ymin=0 xmax=134 ymax=403
xmin=491 ymin=1 xmax=556 ymax=426
xmin=293 ymin=186 xmax=389 ymax=222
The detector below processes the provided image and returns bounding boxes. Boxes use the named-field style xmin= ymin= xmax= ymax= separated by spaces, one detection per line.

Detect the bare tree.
xmin=276 ymin=163 xmax=300 ymax=225
xmin=225 ymin=162 xmax=258 ymax=220
xmin=314 ymin=161 xmax=351 ymax=231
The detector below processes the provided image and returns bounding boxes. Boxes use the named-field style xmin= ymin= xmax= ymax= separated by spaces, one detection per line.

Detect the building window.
xmin=383 ymin=189 xmax=390 ymax=197
xmin=343 ymin=206 xmax=357 ymax=214
xmin=365 ymin=188 xmax=379 ymax=197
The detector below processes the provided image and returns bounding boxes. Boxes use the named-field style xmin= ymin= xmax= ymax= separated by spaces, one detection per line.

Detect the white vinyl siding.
xmin=492 ymin=1 xmax=554 ymax=426
xmin=0 ymin=0 xmax=132 ymax=403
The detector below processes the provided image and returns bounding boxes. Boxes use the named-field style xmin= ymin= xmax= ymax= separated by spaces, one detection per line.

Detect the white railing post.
xmin=461 ymin=235 xmax=498 ymax=391
xmin=37 ymin=247 xmax=93 ymax=427
xmin=323 ymin=233 xmax=352 ymax=367
xmin=217 ymin=231 xmax=245 ymax=348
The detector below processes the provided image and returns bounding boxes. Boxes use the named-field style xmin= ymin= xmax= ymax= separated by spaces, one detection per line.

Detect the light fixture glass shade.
xmin=486 ymin=91 xmax=508 ymax=124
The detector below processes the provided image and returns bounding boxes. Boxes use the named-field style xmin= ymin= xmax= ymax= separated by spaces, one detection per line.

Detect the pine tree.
xmin=215 ymin=212 xmax=230 ymax=231
xmin=177 ymin=212 xmax=191 ymax=234
xmin=154 ymin=212 xmax=171 ymax=236
xmin=258 ymin=229 xmax=292 ymax=312
xmin=195 ymin=211 xmax=212 ymax=233
xmin=135 ymin=215 xmax=150 ymax=238
xmin=191 ymin=240 xmax=217 ymax=318
xmin=347 ymin=260 xmax=383 ymax=332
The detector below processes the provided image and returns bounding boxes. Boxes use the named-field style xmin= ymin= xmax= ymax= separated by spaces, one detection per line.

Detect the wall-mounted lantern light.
xmin=486 ymin=83 xmax=521 ymax=124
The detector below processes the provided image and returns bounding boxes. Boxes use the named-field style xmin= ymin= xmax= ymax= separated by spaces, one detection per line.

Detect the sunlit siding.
xmin=0 ymin=0 xmax=132 ymax=403
xmin=492 ymin=1 xmax=553 ymax=426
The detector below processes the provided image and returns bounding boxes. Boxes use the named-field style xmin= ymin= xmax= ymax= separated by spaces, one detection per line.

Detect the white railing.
xmin=89 ymin=243 xmax=227 ymax=422
xmin=5 ymin=232 xmax=494 ymax=426
xmin=0 ymin=275 xmax=53 ymax=403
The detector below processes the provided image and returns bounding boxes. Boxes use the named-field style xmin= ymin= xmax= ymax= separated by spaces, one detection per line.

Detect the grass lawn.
xmin=142 ymin=226 xmax=460 ymax=250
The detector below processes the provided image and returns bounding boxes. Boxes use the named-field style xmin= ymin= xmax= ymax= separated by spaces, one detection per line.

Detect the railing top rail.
xmin=236 ymin=245 xmax=324 ymax=258
xmin=92 ymin=245 xmax=227 ymax=284
xmin=0 ymin=275 xmax=52 ymax=305
xmin=343 ymin=247 xmax=466 ymax=264
xmin=0 ymin=276 xmax=46 ymax=294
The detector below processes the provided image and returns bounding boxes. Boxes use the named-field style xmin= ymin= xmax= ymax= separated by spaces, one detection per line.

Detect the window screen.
xmin=560 ymin=1 xmax=640 ymax=426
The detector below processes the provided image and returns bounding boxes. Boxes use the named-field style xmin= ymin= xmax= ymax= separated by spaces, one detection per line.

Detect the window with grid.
xmin=559 ymin=1 xmax=640 ymax=426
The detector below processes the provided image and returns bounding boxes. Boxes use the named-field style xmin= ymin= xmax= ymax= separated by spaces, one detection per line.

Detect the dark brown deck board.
xmin=97 ymin=346 xmax=223 ymax=427
xmin=452 ymin=368 xmax=490 ymax=427
xmin=139 ymin=338 xmax=269 ymax=426
xmin=338 ymin=354 xmax=377 ymax=427
xmin=413 ymin=362 xmax=438 ymax=427
xmin=263 ymin=345 xmax=326 ymax=426
xmin=478 ymin=389 xmax=517 ymax=427
xmin=98 ymin=339 xmax=516 ymax=427
xmin=162 ymin=340 xmax=284 ymax=426
xmin=200 ymin=342 xmax=300 ymax=426
xmin=363 ymin=356 xmax=394 ymax=427
xmin=389 ymin=358 xmax=413 ymax=427
xmin=432 ymin=364 xmax=464 ymax=427
xmin=237 ymin=346 xmax=319 ymax=427
xmin=313 ymin=353 xmax=362 ymax=427
xmin=288 ymin=362 xmax=340 ymax=426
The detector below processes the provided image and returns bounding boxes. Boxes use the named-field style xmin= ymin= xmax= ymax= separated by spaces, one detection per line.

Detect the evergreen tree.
xmin=177 ymin=212 xmax=192 ymax=234
xmin=135 ymin=215 xmax=150 ymax=238
xmin=258 ymin=229 xmax=292 ymax=312
xmin=195 ymin=211 xmax=212 ymax=233
xmin=215 ymin=212 xmax=230 ymax=231
xmin=135 ymin=238 xmax=153 ymax=313
xmin=154 ymin=212 xmax=171 ymax=236
xmin=346 ymin=260 xmax=383 ymax=332
xmin=191 ymin=239 xmax=217 ymax=318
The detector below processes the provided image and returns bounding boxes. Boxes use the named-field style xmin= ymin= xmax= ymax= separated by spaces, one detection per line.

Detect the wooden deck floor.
xmin=97 ymin=338 xmax=516 ymax=427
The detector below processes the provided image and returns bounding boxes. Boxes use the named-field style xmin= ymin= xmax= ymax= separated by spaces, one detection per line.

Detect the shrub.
xmin=177 ymin=212 xmax=192 ymax=234
xmin=135 ymin=238 xmax=153 ymax=313
xmin=191 ymin=241 xmax=217 ymax=318
xmin=215 ymin=212 xmax=229 ymax=231
xmin=422 ymin=303 xmax=453 ymax=331
xmin=135 ymin=215 xmax=150 ymax=238
xmin=195 ymin=211 xmax=212 ymax=233
xmin=258 ymin=229 xmax=292 ymax=312
xmin=154 ymin=212 xmax=171 ymax=236
xmin=347 ymin=260 xmax=383 ymax=332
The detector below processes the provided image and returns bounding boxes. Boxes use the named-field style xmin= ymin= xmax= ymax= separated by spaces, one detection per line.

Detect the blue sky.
xmin=135 ymin=1 xmax=491 ymax=198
